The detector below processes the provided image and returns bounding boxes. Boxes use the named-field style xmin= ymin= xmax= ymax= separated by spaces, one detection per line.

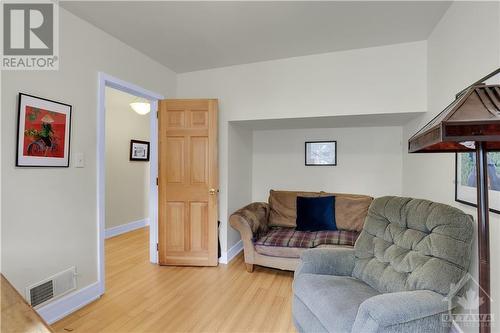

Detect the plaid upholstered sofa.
xmin=229 ymin=190 xmax=373 ymax=272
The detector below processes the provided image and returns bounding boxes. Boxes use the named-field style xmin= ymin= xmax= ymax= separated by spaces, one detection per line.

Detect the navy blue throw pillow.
xmin=296 ymin=196 xmax=336 ymax=231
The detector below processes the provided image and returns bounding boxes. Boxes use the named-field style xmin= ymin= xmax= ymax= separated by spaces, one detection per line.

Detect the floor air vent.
xmin=30 ymin=280 xmax=54 ymax=307
xmin=26 ymin=267 xmax=76 ymax=308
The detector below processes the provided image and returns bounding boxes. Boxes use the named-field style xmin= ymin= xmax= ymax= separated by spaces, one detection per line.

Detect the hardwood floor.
xmin=52 ymin=227 xmax=296 ymax=333
xmin=1 ymin=274 xmax=54 ymax=333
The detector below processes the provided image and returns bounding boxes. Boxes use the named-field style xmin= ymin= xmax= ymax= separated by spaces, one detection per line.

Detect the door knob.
xmin=209 ymin=188 xmax=219 ymax=195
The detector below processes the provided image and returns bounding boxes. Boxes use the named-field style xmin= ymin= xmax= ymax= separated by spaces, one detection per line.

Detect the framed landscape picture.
xmin=130 ymin=140 xmax=150 ymax=161
xmin=16 ymin=93 xmax=72 ymax=167
xmin=305 ymin=141 xmax=337 ymax=166
xmin=455 ymin=152 xmax=500 ymax=214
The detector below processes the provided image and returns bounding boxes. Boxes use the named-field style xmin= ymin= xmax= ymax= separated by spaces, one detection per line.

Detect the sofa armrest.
xmin=229 ymin=202 xmax=270 ymax=267
xmin=229 ymin=202 xmax=270 ymax=239
xmin=352 ymin=290 xmax=449 ymax=332
xmin=294 ymin=248 xmax=355 ymax=277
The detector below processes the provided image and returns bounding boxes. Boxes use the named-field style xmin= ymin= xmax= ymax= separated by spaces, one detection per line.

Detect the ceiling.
xmin=61 ymin=1 xmax=451 ymax=73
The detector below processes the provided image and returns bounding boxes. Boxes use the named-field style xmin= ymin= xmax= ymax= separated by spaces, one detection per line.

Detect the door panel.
xmin=165 ymin=202 xmax=185 ymax=251
xmin=165 ymin=137 xmax=185 ymax=183
xmin=190 ymin=110 xmax=208 ymax=128
xmin=158 ymin=99 xmax=218 ymax=266
xmin=167 ymin=110 xmax=185 ymax=128
xmin=190 ymin=137 xmax=208 ymax=184
xmin=189 ymin=202 xmax=208 ymax=252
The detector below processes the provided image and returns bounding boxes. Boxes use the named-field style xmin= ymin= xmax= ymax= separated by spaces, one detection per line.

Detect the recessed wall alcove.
xmin=226 ymin=112 xmax=423 ymax=246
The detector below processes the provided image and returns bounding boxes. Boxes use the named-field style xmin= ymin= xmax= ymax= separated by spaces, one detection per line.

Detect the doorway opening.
xmin=97 ymin=73 xmax=163 ymax=294
xmin=105 ymin=87 xmax=150 ymax=236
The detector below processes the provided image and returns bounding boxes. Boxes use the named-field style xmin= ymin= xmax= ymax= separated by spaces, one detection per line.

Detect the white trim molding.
xmin=219 ymin=240 xmax=243 ymax=264
xmin=105 ymin=218 xmax=150 ymax=239
xmin=37 ymin=282 xmax=101 ymax=324
xmin=97 ymin=72 xmax=164 ymax=297
xmin=148 ymin=99 xmax=159 ymax=265
xmin=219 ymin=252 xmax=228 ymax=264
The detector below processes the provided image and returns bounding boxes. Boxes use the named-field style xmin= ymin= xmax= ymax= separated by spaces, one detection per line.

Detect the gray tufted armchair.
xmin=292 ymin=196 xmax=474 ymax=333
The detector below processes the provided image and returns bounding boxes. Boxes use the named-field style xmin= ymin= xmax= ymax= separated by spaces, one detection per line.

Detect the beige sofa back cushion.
xmin=322 ymin=192 xmax=373 ymax=232
xmin=268 ymin=190 xmax=373 ymax=231
xmin=268 ymin=190 xmax=321 ymax=228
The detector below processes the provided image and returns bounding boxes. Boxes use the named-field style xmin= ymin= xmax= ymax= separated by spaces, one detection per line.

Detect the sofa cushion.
xmin=293 ymin=296 xmax=329 ymax=333
xmin=269 ymin=190 xmax=372 ymax=230
xmin=296 ymin=196 xmax=336 ymax=231
xmin=268 ymin=190 xmax=322 ymax=227
xmin=254 ymin=227 xmax=359 ymax=258
xmin=324 ymin=193 xmax=372 ymax=232
xmin=293 ymin=274 xmax=380 ymax=333
xmin=353 ymin=196 xmax=474 ymax=296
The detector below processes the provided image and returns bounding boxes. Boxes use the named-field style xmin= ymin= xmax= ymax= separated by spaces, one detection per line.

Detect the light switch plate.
xmin=74 ymin=153 xmax=85 ymax=168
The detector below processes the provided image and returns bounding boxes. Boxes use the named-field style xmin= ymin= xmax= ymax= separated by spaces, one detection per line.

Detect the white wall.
xmin=177 ymin=41 xmax=427 ymax=252
xmin=402 ymin=2 xmax=500 ymax=331
xmin=252 ymin=127 xmax=403 ymax=202
xmin=180 ymin=41 xmax=427 ymax=122
xmin=1 ymin=8 xmax=175 ymax=298
xmin=105 ymin=87 xmax=150 ymax=230
xmin=227 ymin=123 xmax=254 ymax=248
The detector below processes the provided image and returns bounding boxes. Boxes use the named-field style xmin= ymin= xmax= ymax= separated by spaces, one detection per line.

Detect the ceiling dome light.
xmin=130 ymin=102 xmax=151 ymax=115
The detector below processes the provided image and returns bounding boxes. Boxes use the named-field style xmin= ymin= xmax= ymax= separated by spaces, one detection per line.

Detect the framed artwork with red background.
xmin=16 ymin=93 xmax=72 ymax=167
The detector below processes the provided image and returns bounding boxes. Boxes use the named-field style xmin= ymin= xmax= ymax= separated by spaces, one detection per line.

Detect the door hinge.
xmin=156 ymin=243 xmax=159 ymax=251
xmin=156 ymin=111 xmax=158 ymax=119
xmin=156 ymin=177 xmax=158 ymax=186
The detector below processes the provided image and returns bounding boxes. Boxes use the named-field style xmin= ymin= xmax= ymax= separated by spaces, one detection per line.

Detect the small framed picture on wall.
xmin=305 ymin=141 xmax=337 ymax=166
xmin=130 ymin=140 xmax=150 ymax=161
xmin=16 ymin=93 xmax=72 ymax=167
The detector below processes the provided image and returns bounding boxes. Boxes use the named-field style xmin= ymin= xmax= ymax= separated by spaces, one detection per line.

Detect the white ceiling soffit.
xmin=61 ymin=1 xmax=451 ymax=73
xmin=230 ymin=112 xmax=425 ymax=131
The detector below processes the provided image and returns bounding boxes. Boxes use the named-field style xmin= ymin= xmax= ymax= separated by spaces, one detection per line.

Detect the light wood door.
xmin=158 ymin=99 xmax=218 ymax=266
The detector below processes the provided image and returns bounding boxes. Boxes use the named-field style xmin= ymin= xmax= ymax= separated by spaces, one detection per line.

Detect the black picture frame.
xmin=455 ymin=152 xmax=500 ymax=214
xmin=130 ymin=140 xmax=150 ymax=161
xmin=305 ymin=141 xmax=337 ymax=166
xmin=16 ymin=93 xmax=72 ymax=167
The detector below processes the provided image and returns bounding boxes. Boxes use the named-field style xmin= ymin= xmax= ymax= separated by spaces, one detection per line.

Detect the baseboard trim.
xmin=105 ymin=218 xmax=149 ymax=239
xmin=227 ymin=240 xmax=243 ymax=263
xmin=219 ymin=240 xmax=243 ymax=264
xmin=219 ymin=252 xmax=227 ymax=264
xmin=37 ymin=281 xmax=102 ymax=324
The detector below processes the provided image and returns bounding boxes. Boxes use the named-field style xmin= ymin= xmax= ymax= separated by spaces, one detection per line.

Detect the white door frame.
xmin=97 ymin=72 xmax=164 ymax=294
